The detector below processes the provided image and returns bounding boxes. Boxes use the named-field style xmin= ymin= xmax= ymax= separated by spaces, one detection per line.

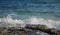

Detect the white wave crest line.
xmin=0 ymin=14 xmax=60 ymax=28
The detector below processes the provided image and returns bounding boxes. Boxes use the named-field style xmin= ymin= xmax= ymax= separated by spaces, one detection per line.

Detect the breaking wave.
xmin=0 ymin=13 xmax=59 ymax=29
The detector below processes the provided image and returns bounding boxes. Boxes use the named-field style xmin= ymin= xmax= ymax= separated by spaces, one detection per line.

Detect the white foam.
xmin=0 ymin=13 xmax=26 ymax=27
xmin=0 ymin=14 xmax=60 ymax=29
xmin=0 ymin=16 xmax=24 ymax=27
xmin=26 ymin=17 xmax=56 ymax=28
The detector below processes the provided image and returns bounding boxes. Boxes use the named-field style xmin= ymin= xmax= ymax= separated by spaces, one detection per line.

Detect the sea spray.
xmin=0 ymin=14 xmax=57 ymax=28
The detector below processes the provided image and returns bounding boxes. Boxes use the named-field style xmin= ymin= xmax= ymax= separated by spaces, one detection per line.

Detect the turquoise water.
xmin=0 ymin=0 xmax=60 ymax=29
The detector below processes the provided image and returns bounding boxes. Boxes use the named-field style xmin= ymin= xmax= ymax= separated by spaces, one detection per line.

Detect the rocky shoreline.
xmin=0 ymin=24 xmax=60 ymax=35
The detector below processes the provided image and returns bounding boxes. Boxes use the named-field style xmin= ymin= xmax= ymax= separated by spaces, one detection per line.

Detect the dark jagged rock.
xmin=25 ymin=24 xmax=60 ymax=35
xmin=0 ymin=24 xmax=60 ymax=35
xmin=25 ymin=24 xmax=48 ymax=29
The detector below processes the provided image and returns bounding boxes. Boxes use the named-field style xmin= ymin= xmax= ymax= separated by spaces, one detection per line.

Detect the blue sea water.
xmin=0 ymin=0 xmax=60 ymax=29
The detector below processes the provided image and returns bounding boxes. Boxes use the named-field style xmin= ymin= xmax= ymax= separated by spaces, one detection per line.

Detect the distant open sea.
xmin=0 ymin=0 xmax=60 ymax=29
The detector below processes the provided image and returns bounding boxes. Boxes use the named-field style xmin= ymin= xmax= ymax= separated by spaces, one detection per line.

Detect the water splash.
xmin=0 ymin=13 xmax=60 ymax=29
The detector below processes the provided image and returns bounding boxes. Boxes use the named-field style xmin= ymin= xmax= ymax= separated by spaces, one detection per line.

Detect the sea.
xmin=0 ymin=0 xmax=60 ymax=30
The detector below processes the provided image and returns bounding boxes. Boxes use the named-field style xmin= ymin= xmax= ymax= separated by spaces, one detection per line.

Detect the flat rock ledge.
xmin=0 ymin=24 xmax=60 ymax=35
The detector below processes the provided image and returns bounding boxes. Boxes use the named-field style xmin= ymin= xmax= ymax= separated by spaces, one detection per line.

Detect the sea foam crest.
xmin=0 ymin=14 xmax=24 ymax=27
xmin=0 ymin=18 xmax=24 ymax=27
xmin=0 ymin=13 xmax=59 ymax=28
xmin=26 ymin=17 xmax=56 ymax=28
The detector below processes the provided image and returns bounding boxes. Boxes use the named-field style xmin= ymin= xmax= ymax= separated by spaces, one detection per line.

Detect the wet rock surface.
xmin=0 ymin=24 xmax=60 ymax=35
